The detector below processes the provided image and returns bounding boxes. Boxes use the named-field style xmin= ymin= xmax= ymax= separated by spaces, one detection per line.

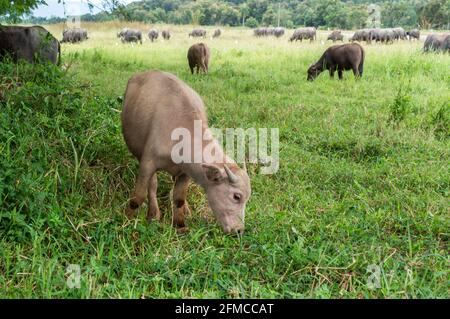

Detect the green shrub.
xmin=0 ymin=62 xmax=123 ymax=241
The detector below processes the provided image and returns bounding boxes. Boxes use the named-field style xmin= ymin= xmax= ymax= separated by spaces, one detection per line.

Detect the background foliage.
xmin=7 ymin=0 xmax=450 ymax=30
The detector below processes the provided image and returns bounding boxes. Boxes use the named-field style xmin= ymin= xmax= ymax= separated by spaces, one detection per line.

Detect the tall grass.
xmin=0 ymin=24 xmax=449 ymax=298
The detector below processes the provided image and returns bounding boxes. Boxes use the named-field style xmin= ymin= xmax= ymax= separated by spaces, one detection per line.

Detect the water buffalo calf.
xmin=187 ymin=43 xmax=210 ymax=74
xmin=0 ymin=25 xmax=60 ymax=64
xmin=121 ymin=70 xmax=251 ymax=234
xmin=307 ymin=43 xmax=365 ymax=81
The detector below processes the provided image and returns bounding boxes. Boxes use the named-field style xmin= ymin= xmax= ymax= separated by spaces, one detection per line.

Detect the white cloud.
xmin=32 ymin=0 xmax=136 ymax=18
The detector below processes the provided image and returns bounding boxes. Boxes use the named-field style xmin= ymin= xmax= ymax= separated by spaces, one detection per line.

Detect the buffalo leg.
xmin=329 ymin=67 xmax=335 ymax=78
xmin=172 ymin=174 xmax=191 ymax=229
xmin=126 ymin=161 xmax=155 ymax=218
xmin=338 ymin=70 xmax=343 ymax=80
xmin=147 ymin=174 xmax=161 ymax=221
xmin=202 ymin=59 xmax=208 ymax=74
xmin=352 ymin=66 xmax=360 ymax=78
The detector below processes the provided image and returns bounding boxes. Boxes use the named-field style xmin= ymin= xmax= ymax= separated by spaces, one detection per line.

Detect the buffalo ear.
xmin=202 ymin=164 xmax=224 ymax=182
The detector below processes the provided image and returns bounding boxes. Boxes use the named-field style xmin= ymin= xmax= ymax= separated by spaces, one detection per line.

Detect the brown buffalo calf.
xmin=187 ymin=43 xmax=210 ymax=74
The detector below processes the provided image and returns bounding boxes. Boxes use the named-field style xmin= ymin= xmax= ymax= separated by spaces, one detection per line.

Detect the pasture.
xmin=0 ymin=21 xmax=449 ymax=298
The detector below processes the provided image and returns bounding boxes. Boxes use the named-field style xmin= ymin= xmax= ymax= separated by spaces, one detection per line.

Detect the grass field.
xmin=0 ymin=22 xmax=449 ymax=298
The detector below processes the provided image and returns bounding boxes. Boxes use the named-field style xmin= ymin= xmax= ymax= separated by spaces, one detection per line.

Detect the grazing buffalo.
xmin=253 ymin=27 xmax=283 ymax=37
xmin=213 ymin=29 xmax=222 ymax=38
xmin=117 ymin=28 xmax=129 ymax=38
xmin=253 ymin=27 xmax=267 ymax=37
xmin=424 ymin=33 xmax=450 ymax=52
xmin=351 ymin=28 xmax=401 ymax=44
xmin=62 ymin=27 xmax=88 ymax=43
xmin=189 ymin=29 xmax=206 ymax=38
xmin=148 ymin=29 xmax=159 ymax=42
xmin=162 ymin=30 xmax=171 ymax=40
xmin=121 ymin=70 xmax=251 ymax=234
xmin=118 ymin=28 xmax=142 ymax=44
xmin=273 ymin=27 xmax=285 ymax=38
xmin=289 ymin=27 xmax=316 ymax=42
xmin=0 ymin=25 xmax=60 ymax=64
xmin=187 ymin=43 xmax=210 ymax=74
xmin=350 ymin=29 xmax=372 ymax=42
xmin=327 ymin=30 xmax=344 ymax=42
xmin=307 ymin=43 xmax=365 ymax=81
xmin=407 ymin=29 xmax=420 ymax=41
xmin=392 ymin=27 xmax=407 ymax=40
xmin=375 ymin=28 xmax=394 ymax=44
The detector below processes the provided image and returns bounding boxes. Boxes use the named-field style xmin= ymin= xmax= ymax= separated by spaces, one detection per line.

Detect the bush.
xmin=0 ymin=62 xmax=124 ymax=241
xmin=245 ymin=17 xmax=258 ymax=28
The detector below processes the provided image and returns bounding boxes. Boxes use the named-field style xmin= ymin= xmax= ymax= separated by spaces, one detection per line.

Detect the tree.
xmin=245 ymin=16 xmax=258 ymax=28
xmin=240 ymin=3 xmax=249 ymax=26
xmin=418 ymin=0 xmax=450 ymax=29
xmin=262 ymin=5 xmax=276 ymax=26
xmin=324 ymin=1 xmax=348 ymax=28
xmin=1 ymin=0 xmax=47 ymax=22
xmin=347 ymin=5 xmax=368 ymax=29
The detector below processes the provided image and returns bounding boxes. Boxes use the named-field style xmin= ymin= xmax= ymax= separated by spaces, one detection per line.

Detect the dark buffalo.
xmin=254 ymin=27 xmax=285 ymax=38
xmin=0 ymin=25 xmax=60 ymax=65
xmin=407 ymin=29 xmax=420 ymax=41
xmin=213 ymin=29 xmax=222 ymax=38
xmin=307 ymin=43 xmax=365 ymax=81
xmin=289 ymin=27 xmax=316 ymax=42
xmin=350 ymin=29 xmax=372 ymax=43
xmin=274 ymin=27 xmax=285 ymax=38
xmin=162 ymin=30 xmax=171 ymax=40
xmin=187 ymin=43 xmax=210 ymax=74
xmin=327 ymin=30 xmax=344 ymax=42
xmin=119 ymin=29 xmax=142 ymax=44
xmin=380 ymin=29 xmax=395 ymax=43
xmin=392 ymin=27 xmax=407 ymax=40
xmin=117 ymin=28 xmax=129 ymax=38
xmin=148 ymin=29 xmax=159 ymax=42
xmin=189 ymin=29 xmax=206 ymax=38
xmin=62 ymin=28 xmax=88 ymax=43
xmin=253 ymin=27 xmax=267 ymax=37
xmin=424 ymin=33 xmax=450 ymax=52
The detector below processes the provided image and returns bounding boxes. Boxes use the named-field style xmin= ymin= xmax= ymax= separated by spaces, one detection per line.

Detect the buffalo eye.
xmin=233 ymin=193 xmax=242 ymax=202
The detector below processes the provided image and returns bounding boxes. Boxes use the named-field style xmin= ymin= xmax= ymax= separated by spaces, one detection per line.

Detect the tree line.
xmin=4 ymin=0 xmax=450 ymax=30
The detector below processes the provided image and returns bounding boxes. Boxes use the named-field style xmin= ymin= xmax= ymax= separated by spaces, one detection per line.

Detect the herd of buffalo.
xmin=1 ymin=24 xmax=447 ymax=71
xmin=0 ymin=23 xmax=448 ymax=233
xmin=1 ymin=24 xmax=447 ymax=63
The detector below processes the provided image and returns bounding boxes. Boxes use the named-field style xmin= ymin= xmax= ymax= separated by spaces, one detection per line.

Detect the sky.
xmin=32 ymin=0 xmax=136 ymax=18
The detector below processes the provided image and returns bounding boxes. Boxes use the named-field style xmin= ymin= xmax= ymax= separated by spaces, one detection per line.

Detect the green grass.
xmin=0 ymin=24 xmax=449 ymax=298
